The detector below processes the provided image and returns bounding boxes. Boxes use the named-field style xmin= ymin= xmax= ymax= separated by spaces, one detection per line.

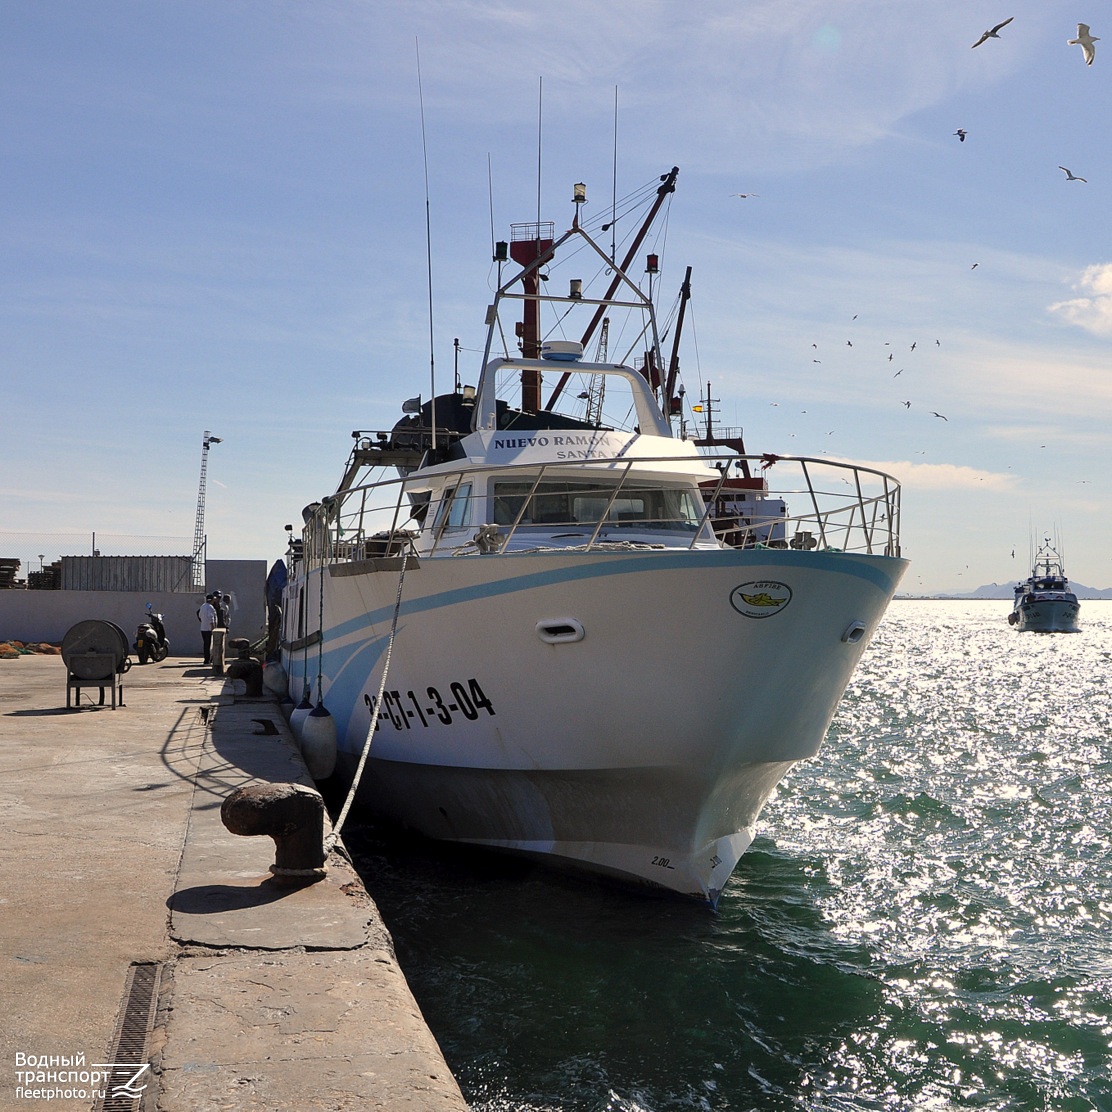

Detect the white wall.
xmin=0 ymin=559 xmax=268 ymax=655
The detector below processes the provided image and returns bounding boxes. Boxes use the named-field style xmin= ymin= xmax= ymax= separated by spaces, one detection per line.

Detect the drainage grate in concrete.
xmin=92 ymin=961 xmax=162 ymax=1112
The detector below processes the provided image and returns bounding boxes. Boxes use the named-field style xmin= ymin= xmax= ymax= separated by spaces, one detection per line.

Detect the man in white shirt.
xmin=197 ymin=595 xmax=218 ymax=664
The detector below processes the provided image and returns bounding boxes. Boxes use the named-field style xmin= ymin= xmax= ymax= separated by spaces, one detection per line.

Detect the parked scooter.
xmin=134 ymin=603 xmax=170 ymax=664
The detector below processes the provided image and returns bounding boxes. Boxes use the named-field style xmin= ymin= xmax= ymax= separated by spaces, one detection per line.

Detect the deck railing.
xmin=290 ymin=452 xmax=901 ymax=572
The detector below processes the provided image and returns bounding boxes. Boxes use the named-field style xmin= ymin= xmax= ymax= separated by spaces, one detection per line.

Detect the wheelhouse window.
xmin=492 ymin=478 xmax=703 ymax=531
xmin=432 ymin=482 xmax=473 ymax=533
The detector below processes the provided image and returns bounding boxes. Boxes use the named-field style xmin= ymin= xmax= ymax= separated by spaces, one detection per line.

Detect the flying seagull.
xmin=932 ymin=412 xmax=948 ymax=421
xmin=972 ymin=17 xmax=1014 ymax=47
xmin=1068 ymin=23 xmax=1098 ymax=65
xmin=731 ymin=193 xmax=760 ymax=199
xmin=954 ymin=128 xmax=967 ymax=142
xmin=1059 ymin=165 xmax=1088 ymax=182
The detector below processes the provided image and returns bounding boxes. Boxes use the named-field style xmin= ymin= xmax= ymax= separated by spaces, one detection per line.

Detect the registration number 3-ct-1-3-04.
xmin=364 ymin=679 xmax=496 ymax=730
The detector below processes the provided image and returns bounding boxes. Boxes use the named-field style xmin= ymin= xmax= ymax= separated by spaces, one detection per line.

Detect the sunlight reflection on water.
xmin=758 ymin=600 xmax=1112 ymax=1108
xmin=351 ymin=601 xmax=1112 ymax=1111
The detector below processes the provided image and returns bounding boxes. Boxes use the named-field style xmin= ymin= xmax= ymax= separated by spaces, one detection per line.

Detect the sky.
xmin=2 ymin=0 xmax=1110 ymax=596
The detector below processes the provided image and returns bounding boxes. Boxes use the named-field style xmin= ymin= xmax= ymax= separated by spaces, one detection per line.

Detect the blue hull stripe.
xmin=325 ymin=550 xmax=904 ymax=645
xmin=289 ymin=549 xmax=905 ymax=751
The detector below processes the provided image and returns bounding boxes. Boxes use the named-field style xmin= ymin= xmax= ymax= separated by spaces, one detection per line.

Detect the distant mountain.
xmin=906 ymin=581 xmax=1112 ymax=600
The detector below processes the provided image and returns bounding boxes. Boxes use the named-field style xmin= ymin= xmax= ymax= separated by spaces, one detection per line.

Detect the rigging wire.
xmin=582 ymin=179 xmax=660 ymax=238
xmin=686 ymin=300 xmax=705 ymax=420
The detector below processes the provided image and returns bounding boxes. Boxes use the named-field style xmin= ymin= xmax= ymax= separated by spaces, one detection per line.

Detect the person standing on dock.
xmin=213 ymin=591 xmax=230 ymax=631
xmin=197 ymin=594 xmax=218 ymax=664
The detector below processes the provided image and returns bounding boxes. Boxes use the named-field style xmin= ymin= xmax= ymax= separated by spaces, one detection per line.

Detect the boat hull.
xmin=1014 ymin=597 xmax=1080 ymax=632
xmin=283 ymin=547 xmax=906 ymax=902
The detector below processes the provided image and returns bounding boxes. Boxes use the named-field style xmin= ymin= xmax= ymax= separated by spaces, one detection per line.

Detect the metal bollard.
xmin=220 ymin=782 xmax=328 ymax=885
xmin=225 ymin=638 xmax=264 ymax=696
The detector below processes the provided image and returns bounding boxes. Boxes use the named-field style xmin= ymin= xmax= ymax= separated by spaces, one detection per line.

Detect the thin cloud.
xmin=1048 ymin=263 xmax=1112 ymax=335
xmin=857 ymin=459 xmax=1017 ymax=492
xmin=319 ymin=4 xmax=1033 ymax=173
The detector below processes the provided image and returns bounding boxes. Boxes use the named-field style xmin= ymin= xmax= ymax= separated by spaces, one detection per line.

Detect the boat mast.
xmin=692 ymin=381 xmax=752 ymax=478
xmin=545 ymin=166 xmax=679 ymax=411
xmin=507 ymin=76 xmax=550 ymax=416
xmin=662 ymin=265 xmax=692 ymax=423
xmin=508 ymin=226 xmax=555 ymax=413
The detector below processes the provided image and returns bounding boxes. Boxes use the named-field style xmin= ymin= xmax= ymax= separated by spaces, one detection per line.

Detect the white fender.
xmin=301 ymin=703 xmax=338 ymax=780
xmin=263 ymin=659 xmax=288 ymax=697
xmin=289 ymin=691 xmax=313 ymax=742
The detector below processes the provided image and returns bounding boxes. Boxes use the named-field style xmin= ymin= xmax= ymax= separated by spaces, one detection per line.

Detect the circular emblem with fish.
xmin=730 ymin=580 xmax=792 ymax=618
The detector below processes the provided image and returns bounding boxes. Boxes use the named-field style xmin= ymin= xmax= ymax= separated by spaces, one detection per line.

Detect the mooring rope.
xmin=315 ymin=533 xmax=326 ymax=704
xmin=326 ymin=548 xmax=410 ymax=849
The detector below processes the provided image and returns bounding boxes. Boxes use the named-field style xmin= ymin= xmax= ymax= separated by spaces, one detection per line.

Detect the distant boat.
xmin=1009 ymin=542 xmax=1080 ymax=632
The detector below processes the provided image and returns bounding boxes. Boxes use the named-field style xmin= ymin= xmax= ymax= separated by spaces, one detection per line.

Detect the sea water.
xmin=344 ymin=600 xmax=1112 ymax=1111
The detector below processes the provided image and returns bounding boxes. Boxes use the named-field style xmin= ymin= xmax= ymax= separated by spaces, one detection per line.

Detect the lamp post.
xmin=192 ymin=431 xmax=223 ymax=589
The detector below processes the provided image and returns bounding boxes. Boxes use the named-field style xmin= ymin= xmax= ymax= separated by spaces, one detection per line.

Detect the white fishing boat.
xmin=279 ymin=168 xmax=908 ymax=904
xmin=1009 ymin=541 xmax=1079 ymax=632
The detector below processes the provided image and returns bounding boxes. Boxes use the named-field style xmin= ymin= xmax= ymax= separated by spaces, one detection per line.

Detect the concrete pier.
xmin=0 ymin=654 xmax=469 ymax=1110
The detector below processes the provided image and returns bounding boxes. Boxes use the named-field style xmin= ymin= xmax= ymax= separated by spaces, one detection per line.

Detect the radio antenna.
xmin=488 ymin=153 xmax=496 ymax=262
xmin=536 ymin=77 xmax=543 ymax=227
xmin=416 ymin=38 xmax=436 ymax=448
xmin=611 ymin=86 xmax=619 ymax=265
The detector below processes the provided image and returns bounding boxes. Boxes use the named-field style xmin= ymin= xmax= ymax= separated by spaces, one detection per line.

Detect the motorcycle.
xmin=134 ymin=604 xmax=170 ymax=664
